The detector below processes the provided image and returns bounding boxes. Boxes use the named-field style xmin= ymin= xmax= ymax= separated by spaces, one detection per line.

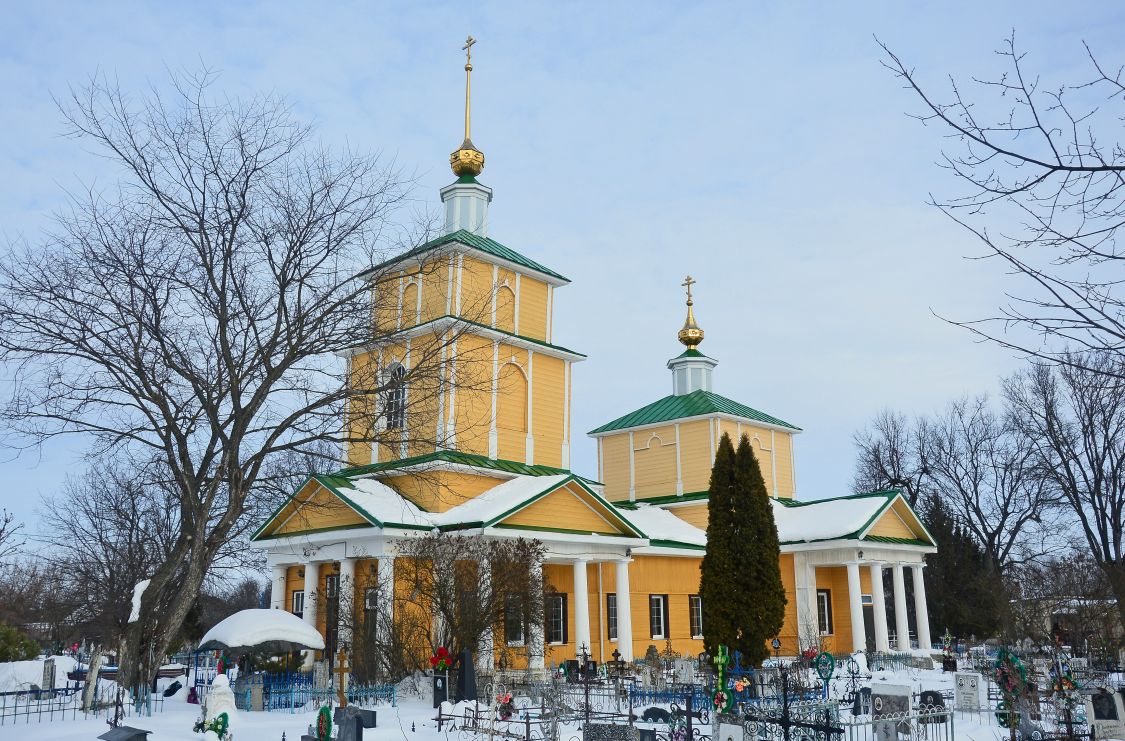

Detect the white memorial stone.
xmin=1086 ymin=691 xmax=1125 ymax=741
xmin=954 ymin=672 xmax=981 ymax=711
xmin=674 ymin=659 xmax=695 ymax=684
xmin=205 ymin=674 xmax=238 ymax=724
xmin=717 ymin=721 xmax=744 ymax=741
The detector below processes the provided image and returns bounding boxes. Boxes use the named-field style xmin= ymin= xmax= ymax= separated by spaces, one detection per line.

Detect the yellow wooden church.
xmin=249 ymin=42 xmax=937 ymax=670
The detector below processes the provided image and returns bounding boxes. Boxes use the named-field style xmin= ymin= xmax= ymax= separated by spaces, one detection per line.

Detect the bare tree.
xmin=0 ymin=509 xmax=23 ymax=563
xmin=853 ymin=409 xmax=931 ymax=506
xmin=1004 ymin=352 xmax=1125 ymax=634
xmin=0 ymin=70 xmax=478 ymax=687
xmin=881 ymin=33 xmax=1125 ymax=374
xmin=924 ymin=396 xmax=1055 ymax=571
xmin=853 ymin=396 xmax=1054 ymax=573
xmin=394 ymin=533 xmax=548 ymax=670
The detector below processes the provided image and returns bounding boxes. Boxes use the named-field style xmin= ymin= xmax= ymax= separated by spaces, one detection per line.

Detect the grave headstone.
xmin=163 ymin=680 xmax=182 ymax=698
xmin=871 ymin=682 xmax=911 ymax=741
xmin=455 ymin=648 xmax=476 ymax=702
xmin=673 ymin=659 xmax=695 ymax=684
xmin=312 ymin=659 xmax=330 ymax=689
xmin=583 ymin=723 xmax=640 ymax=741
xmin=249 ymin=675 xmax=264 ymax=711
xmin=716 ymin=712 xmax=744 ymax=741
xmin=40 ymin=657 xmax=56 ymax=700
xmin=917 ymin=690 xmax=946 ymax=724
xmin=954 ymin=672 xmax=981 ymax=711
xmin=1087 ymin=690 xmax=1125 ymax=741
xmin=334 ymin=705 xmax=378 ymax=741
xmin=852 ymin=687 xmax=872 ymax=716
xmin=432 ymin=672 xmax=448 ymax=708
xmin=564 ymin=659 xmax=580 ymax=682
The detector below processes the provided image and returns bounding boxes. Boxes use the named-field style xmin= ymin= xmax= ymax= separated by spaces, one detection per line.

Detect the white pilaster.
xmin=869 ymin=562 xmax=890 ymax=652
xmin=302 ymin=562 xmax=321 ymax=667
xmin=270 ymin=565 xmax=287 ymax=610
xmin=911 ymin=564 xmax=932 ymax=650
xmin=845 ymin=561 xmax=865 ymax=654
xmin=892 ymin=563 xmax=910 ymax=650
xmin=525 ymin=350 xmax=534 ymax=464
xmin=377 ymin=556 xmax=395 ymax=638
xmin=488 ymin=341 xmax=499 ymax=458
xmin=572 ymin=560 xmax=591 ymax=653
xmin=478 ymin=562 xmax=495 ymax=673
xmin=614 ymin=559 xmax=634 ymax=661
xmin=529 ymin=558 xmax=545 ymax=670
xmin=339 ymin=558 xmax=356 ymax=651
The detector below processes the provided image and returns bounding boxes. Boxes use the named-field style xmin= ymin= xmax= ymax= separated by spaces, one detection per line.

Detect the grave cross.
xmin=334 ymin=648 xmax=350 ymax=708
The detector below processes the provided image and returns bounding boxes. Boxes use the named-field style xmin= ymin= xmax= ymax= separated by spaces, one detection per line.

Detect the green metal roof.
xmin=588 ymin=389 xmax=801 ymax=435
xmin=361 ymin=229 xmax=569 ymax=283
xmin=335 ymin=449 xmax=601 ymax=483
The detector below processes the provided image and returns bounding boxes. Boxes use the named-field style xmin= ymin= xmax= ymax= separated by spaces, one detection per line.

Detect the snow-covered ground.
xmin=2 ymin=656 xmax=1118 ymax=741
xmin=0 ymin=655 xmax=79 ymax=692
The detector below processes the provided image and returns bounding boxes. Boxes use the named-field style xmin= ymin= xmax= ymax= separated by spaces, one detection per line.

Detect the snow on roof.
xmin=431 ymin=474 xmax=571 ymax=527
xmin=199 ymin=609 xmax=325 ymax=650
xmin=626 ymin=505 xmax=706 ymax=546
xmin=772 ymin=494 xmax=890 ymax=543
xmin=347 ymin=478 xmax=431 ymax=527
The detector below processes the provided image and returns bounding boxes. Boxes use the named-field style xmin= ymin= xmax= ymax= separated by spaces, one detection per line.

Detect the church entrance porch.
xmin=789 ymin=545 xmax=931 ymax=656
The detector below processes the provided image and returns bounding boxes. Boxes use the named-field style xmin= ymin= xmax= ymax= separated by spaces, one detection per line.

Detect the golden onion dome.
xmin=678 ymin=275 xmax=704 ymax=349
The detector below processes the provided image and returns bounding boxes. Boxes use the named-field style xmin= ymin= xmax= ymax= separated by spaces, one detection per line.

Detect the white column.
xmin=572 ymin=560 xmax=591 ymax=654
xmin=302 ymin=562 xmax=321 ymax=667
xmin=892 ymin=563 xmax=910 ymax=650
xmin=793 ymin=554 xmax=819 ymax=650
xmin=615 ymin=559 xmax=634 ymax=661
xmin=529 ymin=559 xmax=545 ymax=670
xmin=869 ymin=562 xmax=890 ymax=652
xmin=270 ymin=564 xmax=287 ymax=610
xmin=911 ymin=564 xmax=932 ymax=650
xmin=478 ymin=562 xmax=495 ymax=673
xmin=845 ymin=561 xmax=866 ymax=654
xmin=339 ymin=558 xmax=356 ymax=651
xmin=377 ymin=556 xmax=395 ymax=632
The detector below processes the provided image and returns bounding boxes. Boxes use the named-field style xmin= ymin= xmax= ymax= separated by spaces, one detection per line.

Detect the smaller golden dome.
xmin=450 ymin=137 xmax=485 ymax=177
xmin=678 ymin=275 xmax=704 ymax=349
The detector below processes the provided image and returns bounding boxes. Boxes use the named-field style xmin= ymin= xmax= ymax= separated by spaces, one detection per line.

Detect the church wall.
xmin=667 ymin=503 xmax=709 ymax=529
xmin=495 ymin=268 xmax=517 ymax=333
xmin=531 ymin=353 xmax=566 ymax=468
xmin=632 ymin=426 xmax=678 ymax=500
xmin=815 ymin=566 xmax=857 ymax=655
xmin=543 ymin=563 xmax=577 ymax=665
xmin=518 ymin=276 xmax=549 ymax=342
xmin=772 ymin=432 xmax=795 ymax=499
xmin=457 ymin=255 xmax=495 ymax=328
xmin=346 ymin=350 xmax=377 ymax=466
xmin=678 ymin=420 xmax=715 ymax=493
xmin=616 ymin=555 xmax=705 ymax=660
xmin=777 ymin=553 xmax=799 ymax=655
xmin=496 ymin=344 xmax=530 ymax=462
xmin=599 ymin=435 xmax=631 ymax=502
xmin=501 ymin=487 xmax=619 ymax=534
xmin=449 ymin=334 xmax=494 ymax=457
xmin=418 ymin=258 xmax=452 ymax=325
xmin=867 ymin=505 xmax=918 ymax=540
xmin=381 ymin=471 xmax=507 ymax=513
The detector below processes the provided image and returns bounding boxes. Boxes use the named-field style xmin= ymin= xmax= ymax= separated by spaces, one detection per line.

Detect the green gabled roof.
xmin=361 ymin=229 xmax=569 ymax=283
xmin=336 ymin=449 xmax=584 ymax=480
xmin=615 ymin=491 xmax=710 ymax=509
xmin=863 ymin=535 xmax=932 ymax=547
xmin=588 ymin=389 xmax=801 ymax=435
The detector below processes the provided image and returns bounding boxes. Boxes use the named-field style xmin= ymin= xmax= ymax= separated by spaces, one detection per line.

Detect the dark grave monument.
xmin=97 ymin=727 xmax=151 ymax=741
xmin=162 ymin=680 xmax=182 ymax=698
xmin=432 ymin=672 xmax=448 ymax=708
xmin=334 ymin=705 xmax=378 ymax=741
xmin=455 ymin=648 xmax=476 ymax=702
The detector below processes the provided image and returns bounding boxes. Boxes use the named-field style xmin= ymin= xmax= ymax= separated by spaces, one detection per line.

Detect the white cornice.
xmin=338 ymin=316 xmax=585 ymax=362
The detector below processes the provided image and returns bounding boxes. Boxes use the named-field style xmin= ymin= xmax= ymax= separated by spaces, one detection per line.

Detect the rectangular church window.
xmin=292 ymin=590 xmax=304 ymax=619
xmin=505 ymin=595 xmax=525 ymax=645
xmin=649 ymin=595 xmax=669 ymax=640
xmin=817 ymin=589 xmax=833 ymax=635
xmin=364 ymin=587 xmax=378 ymax=611
xmin=606 ymin=594 xmax=618 ymax=641
xmin=547 ymin=594 xmax=568 ymax=644
xmin=689 ymin=595 xmax=703 ymax=639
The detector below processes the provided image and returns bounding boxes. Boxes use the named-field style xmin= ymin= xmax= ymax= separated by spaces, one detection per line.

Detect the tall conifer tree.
xmin=700 ymin=433 xmax=738 ymax=657
xmin=733 ymin=434 xmax=787 ymax=664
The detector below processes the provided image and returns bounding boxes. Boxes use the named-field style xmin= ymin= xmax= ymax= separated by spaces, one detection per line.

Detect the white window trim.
xmin=649 ymin=595 xmax=667 ymax=640
xmin=689 ymin=595 xmax=704 ymax=640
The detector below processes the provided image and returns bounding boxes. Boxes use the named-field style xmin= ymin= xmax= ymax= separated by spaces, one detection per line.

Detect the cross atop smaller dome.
xmin=677 ymin=275 xmax=704 ymax=350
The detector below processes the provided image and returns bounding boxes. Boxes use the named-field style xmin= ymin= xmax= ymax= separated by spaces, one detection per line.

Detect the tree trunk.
xmin=1102 ymin=562 xmax=1125 ymax=641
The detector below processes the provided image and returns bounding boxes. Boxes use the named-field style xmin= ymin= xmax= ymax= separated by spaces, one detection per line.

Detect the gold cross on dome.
xmin=682 ymin=275 xmax=696 ymax=304
xmin=463 ymin=35 xmax=477 ymax=65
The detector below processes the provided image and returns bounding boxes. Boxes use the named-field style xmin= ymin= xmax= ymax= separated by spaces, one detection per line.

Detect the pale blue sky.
xmin=3 ymin=2 xmax=1124 ymax=533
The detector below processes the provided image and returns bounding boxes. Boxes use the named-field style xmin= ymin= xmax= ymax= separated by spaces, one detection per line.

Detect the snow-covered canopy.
xmin=626 ymin=505 xmax=706 ymax=547
xmin=199 ymin=609 xmax=325 ymax=652
xmin=771 ymin=494 xmax=892 ymax=543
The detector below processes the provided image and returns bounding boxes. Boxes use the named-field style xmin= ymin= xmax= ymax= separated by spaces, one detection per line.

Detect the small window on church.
xmin=817 ymin=589 xmax=833 ymax=635
xmin=364 ymin=587 xmax=378 ymax=611
xmin=385 ymin=365 xmax=407 ymax=430
xmin=292 ymin=590 xmax=305 ymax=619
xmin=505 ymin=595 xmax=525 ymax=645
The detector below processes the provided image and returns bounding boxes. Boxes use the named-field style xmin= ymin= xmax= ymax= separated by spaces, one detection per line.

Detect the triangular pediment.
xmin=492 ymin=479 xmax=643 ymax=538
xmin=861 ymin=496 xmax=934 ymax=546
xmin=251 ymin=476 xmax=378 ymax=541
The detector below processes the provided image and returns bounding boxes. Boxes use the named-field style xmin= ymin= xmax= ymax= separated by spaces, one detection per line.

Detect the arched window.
xmin=385 ymin=364 xmax=407 ymax=430
xmin=497 ymin=362 xmax=528 ymax=432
